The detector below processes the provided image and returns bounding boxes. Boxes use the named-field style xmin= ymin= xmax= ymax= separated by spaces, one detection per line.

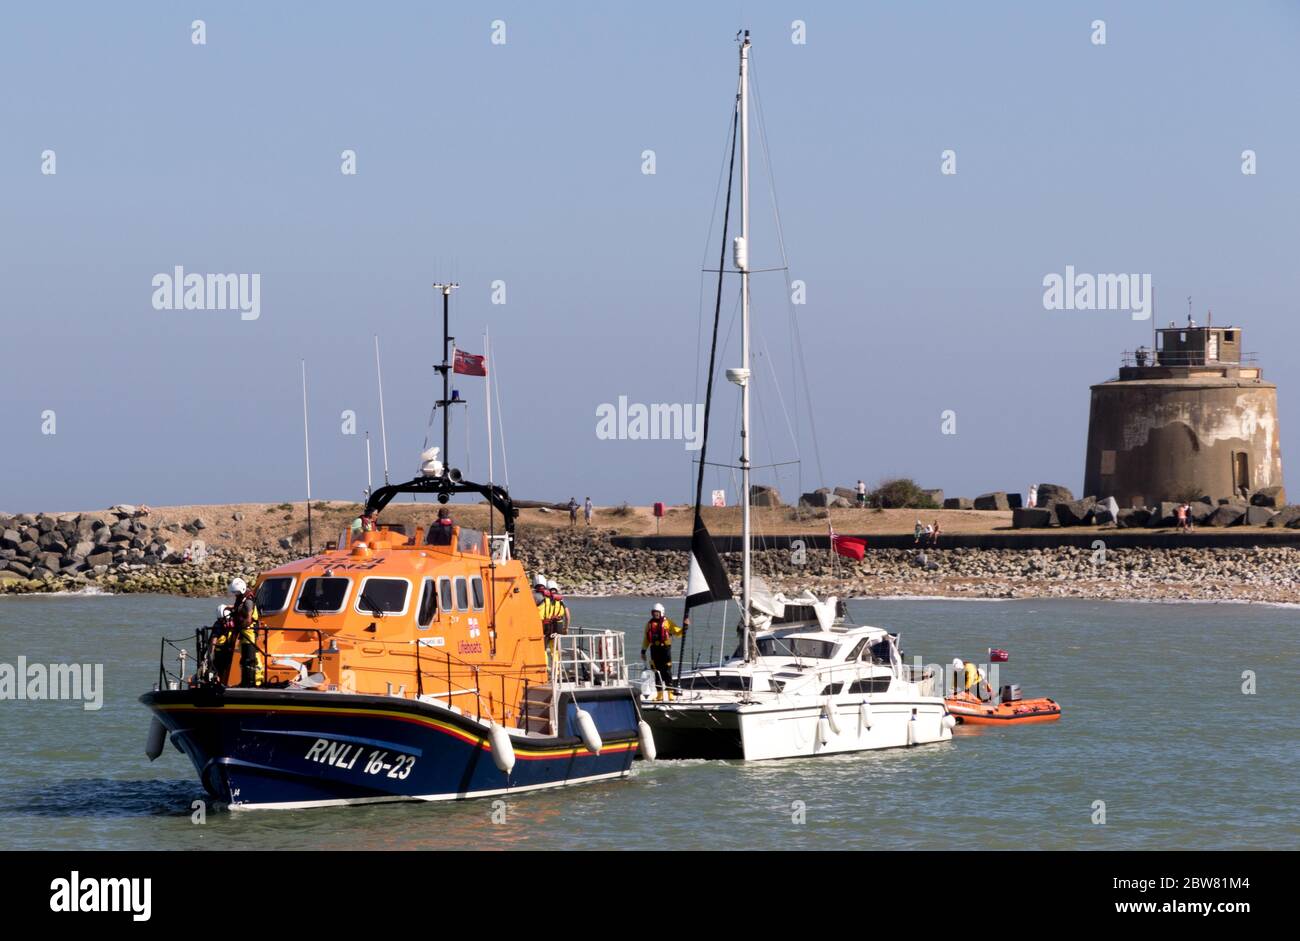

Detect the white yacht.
xmin=644 ymin=584 xmax=952 ymax=759
xmin=639 ymin=31 xmax=953 ymax=760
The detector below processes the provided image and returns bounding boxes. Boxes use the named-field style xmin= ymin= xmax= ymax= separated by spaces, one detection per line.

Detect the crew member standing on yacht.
xmin=213 ymin=577 xmax=264 ymax=687
xmin=547 ymin=579 xmax=570 ymax=636
xmin=641 ymin=603 xmax=688 ymax=701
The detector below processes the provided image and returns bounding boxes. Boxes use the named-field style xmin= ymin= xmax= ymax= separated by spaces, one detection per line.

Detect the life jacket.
xmin=646 ymin=616 xmax=672 ymax=647
xmin=232 ymin=593 xmax=257 ymax=631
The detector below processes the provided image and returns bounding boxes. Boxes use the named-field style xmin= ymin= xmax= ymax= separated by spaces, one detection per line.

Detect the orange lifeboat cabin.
xmin=141 ymin=473 xmax=646 ymax=809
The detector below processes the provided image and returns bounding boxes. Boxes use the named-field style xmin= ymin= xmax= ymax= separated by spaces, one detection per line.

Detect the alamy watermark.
xmin=595 ymin=396 xmax=704 ymax=451
xmin=1 ymin=657 xmax=103 ymax=710
xmin=152 ymin=266 xmax=261 ymax=321
xmin=1042 ymin=266 xmax=1151 ymax=321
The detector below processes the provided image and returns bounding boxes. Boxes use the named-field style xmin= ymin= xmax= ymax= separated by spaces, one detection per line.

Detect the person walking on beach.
xmin=856 ymin=480 xmax=867 ymax=508
xmin=930 ymin=520 xmax=941 ymax=546
xmin=1176 ymin=503 xmax=1190 ymax=532
xmin=584 ymin=496 xmax=593 ymax=525
xmin=568 ymin=497 xmax=579 ymax=527
xmin=641 ymin=603 xmax=688 ymax=701
xmin=1028 ymin=484 xmax=1038 ymax=509
xmin=914 ymin=520 xmax=924 ymax=545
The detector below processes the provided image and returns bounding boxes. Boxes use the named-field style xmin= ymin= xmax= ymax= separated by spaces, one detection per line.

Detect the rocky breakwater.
xmin=515 ymin=530 xmax=1300 ymax=604
xmin=0 ymin=506 xmax=291 ymax=596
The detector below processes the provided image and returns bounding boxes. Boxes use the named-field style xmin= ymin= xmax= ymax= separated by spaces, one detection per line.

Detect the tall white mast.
xmin=737 ymin=30 xmax=753 ymax=656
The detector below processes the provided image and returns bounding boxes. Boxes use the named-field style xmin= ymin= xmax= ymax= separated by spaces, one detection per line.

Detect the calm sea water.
xmin=0 ymin=593 xmax=1295 ymax=851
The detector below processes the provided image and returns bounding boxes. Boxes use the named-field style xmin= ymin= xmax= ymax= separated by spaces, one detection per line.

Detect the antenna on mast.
xmin=364 ymin=431 xmax=373 ymax=498
xmin=301 ymin=359 xmax=314 ymax=555
xmin=432 ymin=282 xmax=464 ymax=468
xmin=374 ymin=335 xmax=390 ymax=485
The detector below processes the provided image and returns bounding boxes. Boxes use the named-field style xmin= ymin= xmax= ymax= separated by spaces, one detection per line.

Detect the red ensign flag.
xmin=453 ymin=350 xmax=487 ymax=376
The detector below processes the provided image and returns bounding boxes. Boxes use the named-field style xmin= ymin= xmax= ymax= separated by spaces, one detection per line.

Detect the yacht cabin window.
xmin=754 ymin=636 xmax=839 ymax=660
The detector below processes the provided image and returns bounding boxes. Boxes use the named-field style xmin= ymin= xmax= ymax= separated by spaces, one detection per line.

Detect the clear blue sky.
xmin=3 ymin=1 xmax=1298 ymax=512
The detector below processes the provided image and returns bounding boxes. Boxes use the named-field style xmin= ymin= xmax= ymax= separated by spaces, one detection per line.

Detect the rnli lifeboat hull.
xmin=944 ymin=695 xmax=1061 ymax=726
xmin=142 ymin=686 xmax=641 ymax=810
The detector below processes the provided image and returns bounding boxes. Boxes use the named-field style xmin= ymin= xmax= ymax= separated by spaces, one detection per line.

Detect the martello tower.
xmin=1083 ymin=319 xmax=1284 ymax=507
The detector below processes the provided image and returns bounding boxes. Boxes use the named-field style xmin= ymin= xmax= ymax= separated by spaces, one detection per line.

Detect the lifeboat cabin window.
xmin=454 ymin=577 xmax=470 ymax=611
xmin=470 ymin=576 xmax=485 ymax=610
xmin=256 ymin=576 xmax=295 ymax=614
xmin=296 ymin=577 xmax=351 ymax=614
xmin=354 ymin=577 xmax=411 ymax=617
xmin=439 ymin=577 xmax=454 ymax=612
xmin=416 ymin=579 xmax=438 ymax=629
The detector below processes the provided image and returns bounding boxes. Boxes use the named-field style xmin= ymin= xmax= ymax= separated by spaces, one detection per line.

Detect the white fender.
xmin=637 ymin=720 xmax=657 ymax=761
xmin=942 ymin=714 xmax=957 ymax=731
xmin=488 ymin=723 xmax=516 ymax=774
xmin=859 ymin=700 xmax=873 ymax=732
xmin=907 ymin=712 xmax=917 ymax=746
xmin=145 ymin=716 xmax=167 ymax=761
xmin=640 ymin=671 xmax=657 ymax=699
xmin=817 ymin=715 xmax=831 ymax=746
xmin=575 ymin=708 xmax=603 ymax=755
xmin=823 ymin=700 xmax=841 ymax=735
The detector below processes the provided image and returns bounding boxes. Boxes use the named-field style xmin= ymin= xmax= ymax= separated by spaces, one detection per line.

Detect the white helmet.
xmin=229 ymin=577 xmax=247 ymax=595
xmin=547 ymin=579 xmax=558 ymax=592
xmin=652 ymin=603 xmax=665 ymax=615
xmin=534 ymin=574 xmax=547 ymax=588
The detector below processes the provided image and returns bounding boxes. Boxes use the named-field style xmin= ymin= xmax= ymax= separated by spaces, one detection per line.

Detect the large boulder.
xmin=1034 ymin=484 xmax=1074 ymax=508
xmin=943 ymin=497 xmax=973 ymax=510
xmin=1012 ymin=508 xmax=1053 ymax=529
xmin=1006 ymin=493 xmax=1023 ymax=509
xmin=70 ymin=540 xmax=95 ymax=560
xmin=1189 ymin=502 xmax=1217 ymax=525
xmin=750 ymin=485 xmax=782 ymax=507
xmin=973 ymin=492 xmax=1010 ymax=511
xmin=1250 ymin=486 xmax=1286 ymax=508
xmin=798 ymin=491 xmax=834 ymax=509
xmin=86 ymin=550 xmax=114 ymax=569
xmin=1207 ymin=505 xmax=1245 ymax=527
xmin=1054 ymin=499 xmax=1096 ymax=527
xmin=1266 ymin=505 xmax=1300 ymax=528
xmin=1094 ymin=496 xmax=1120 ymax=525
xmin=1244 ymin=506 xmax=1277 ymax=527
xmin=1116 ymin=507 xmax=1151 ymax=528
xmin=0 ymin=529 xmax=21 ymax=551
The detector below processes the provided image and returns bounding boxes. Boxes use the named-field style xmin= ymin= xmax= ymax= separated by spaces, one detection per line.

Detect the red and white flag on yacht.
xmin=453 ymin=349 xmax=487 ymax=376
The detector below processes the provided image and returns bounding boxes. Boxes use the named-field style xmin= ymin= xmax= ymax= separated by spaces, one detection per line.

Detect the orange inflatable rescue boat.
xmin=945 ymin=690 xmax=1061 ymax=725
